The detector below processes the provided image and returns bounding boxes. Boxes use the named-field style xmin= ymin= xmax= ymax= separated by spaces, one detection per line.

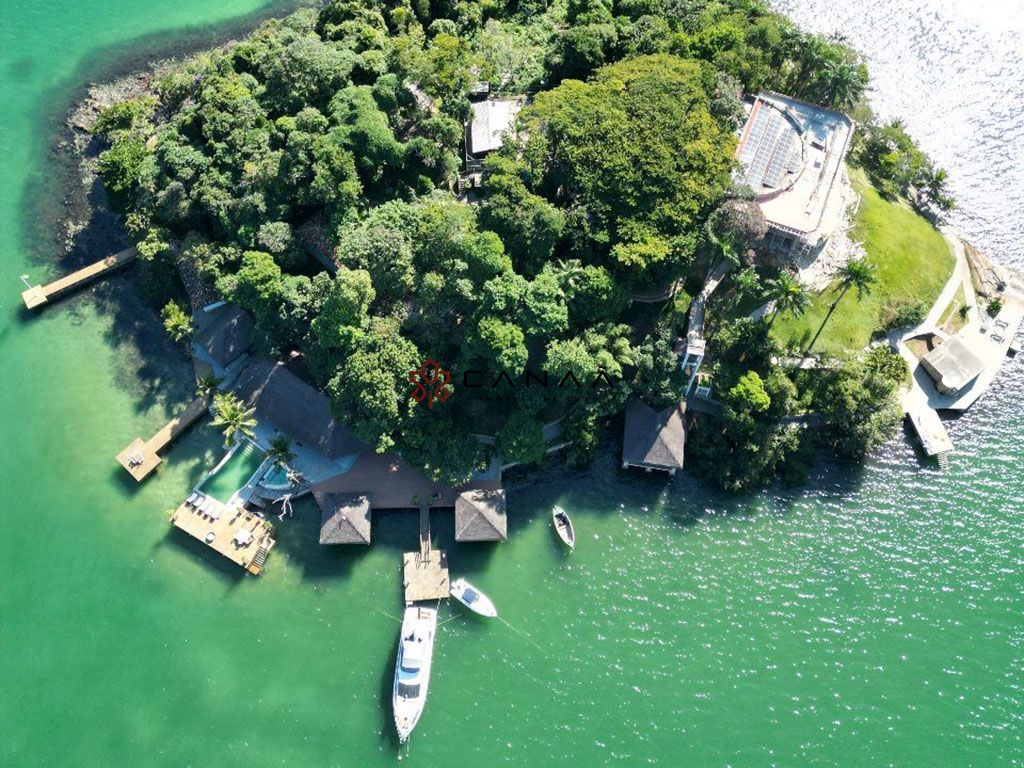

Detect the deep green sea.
xmin=1 ymin=2 xmax=1021 ymax=766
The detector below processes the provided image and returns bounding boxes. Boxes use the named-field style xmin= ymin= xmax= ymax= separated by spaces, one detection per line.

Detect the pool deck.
xmin=116 ymin=395 xmax=210 ymax=482
xmin=170 ymin=497 xmax=275 ymax=575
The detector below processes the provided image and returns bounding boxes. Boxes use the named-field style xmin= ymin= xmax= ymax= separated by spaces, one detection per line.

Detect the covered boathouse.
xmin=621 ymin=398 xmax=687 ymax=476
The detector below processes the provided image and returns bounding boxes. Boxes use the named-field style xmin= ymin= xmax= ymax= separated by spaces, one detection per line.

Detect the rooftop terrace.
xmin=737 ymin=92 xmax=854 ymax=237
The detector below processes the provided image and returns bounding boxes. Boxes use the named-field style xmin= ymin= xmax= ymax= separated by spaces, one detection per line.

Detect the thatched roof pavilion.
xmin=316 ymin=492 xmax=372 ymax=545
xmin=621 ymin=398 xmax=686 ymax=475
xmin=454 ymin=489 xmax=507 ymax=541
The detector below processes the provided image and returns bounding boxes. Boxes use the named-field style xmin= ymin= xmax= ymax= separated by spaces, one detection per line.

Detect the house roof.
xmin=736 ymin=91 xmax=854 ymax=235
xmin=315 ymin=492 xmax=372 ymax=544
xmin=921 ymin=333 xmax=986 ymax=393
xmin=192 ymin=304 xmax=253 ymax=368
xmin=454 ymin=489 xmax=507 ymax=541
xmin=622 ymin=398 xmax=686 ymax=471
xmin=232 ymin=358 xmax=365 ymax=460
xmin=468 ymin=99 xmax=522 ymax=155
xmin=308 ymin=450 xmax=502 ymax=511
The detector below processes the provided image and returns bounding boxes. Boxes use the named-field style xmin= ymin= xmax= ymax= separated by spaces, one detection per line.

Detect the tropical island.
xmin=48 ymin=0 xmax=1018 ymax=526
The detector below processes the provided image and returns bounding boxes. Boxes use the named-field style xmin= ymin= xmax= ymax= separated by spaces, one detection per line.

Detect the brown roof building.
xmin=191 ymin=304 xmax=253 ymax=373
xmin=316 ymin=492 xmax=373 ymax=545
xmin=309 ymin=452 xmax=504 ymax=544
xmin=232 ymin=358 xmax=365 ymax=460
xmin=621 ymin=398 xmax=686 ymax=475
xmin=454 ymin=489 xmax=507 ymax=541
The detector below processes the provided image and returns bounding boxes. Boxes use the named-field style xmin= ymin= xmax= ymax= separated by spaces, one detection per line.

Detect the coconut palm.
xmin=210 ymin=391 xmax=257 ymax=446
xmin=765 ymin=272 xmax=811 ymax=325
xmin=814 ymin=59 xmax=867 ymax=110
xmin=265 ymin=435 xmax=294 ymax=464
xmin=806 ymin=258 xmax=878 ymax=352
xmin=836 ymin=257 xmax=879 ymax=302
xmin=195 ymin=374 xmax=221 ymax=399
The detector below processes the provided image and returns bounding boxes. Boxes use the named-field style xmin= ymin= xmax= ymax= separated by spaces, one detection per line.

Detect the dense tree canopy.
xmin=94 ymin=0 xmax=912 ymax=489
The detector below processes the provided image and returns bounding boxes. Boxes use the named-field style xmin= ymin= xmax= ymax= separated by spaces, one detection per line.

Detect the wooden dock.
xmin=170 ymin=498 xmax=276 ymax=575
xmin=22 ymin=246 xmax=137 ymax=310
xmin=116 ymin=395 xmax=210 ymax=481
xmin=402 ymin=550 xmax=450 ymax=602
xmin=403 ymin=503 xmax=450 ymax=601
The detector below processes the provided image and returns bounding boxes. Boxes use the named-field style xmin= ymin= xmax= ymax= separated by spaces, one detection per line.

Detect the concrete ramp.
xmin=907 ymin=403 xmax=953 ymax=467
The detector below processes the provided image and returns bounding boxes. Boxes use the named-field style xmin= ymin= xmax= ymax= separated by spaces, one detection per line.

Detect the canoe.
xmin=450 ymin=578 xmax=498 ymax=618
xmin=552 ymin=505 xmax=575 ymax=549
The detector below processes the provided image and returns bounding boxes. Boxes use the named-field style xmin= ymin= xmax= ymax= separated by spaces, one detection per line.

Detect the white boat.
xmin=552 ymin=505 xmax=575 ymax=549
xmin=393 ymin=602 xmax=438 ymax=743
xmin=450 ymin=578 xmax=498 ymax=618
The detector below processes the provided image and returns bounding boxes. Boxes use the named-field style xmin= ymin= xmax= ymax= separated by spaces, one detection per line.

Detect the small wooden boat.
xmin=450 ymin=578 xmax=498 ymax=617
xmin=552 ymin=505 xmax=575 ymax=550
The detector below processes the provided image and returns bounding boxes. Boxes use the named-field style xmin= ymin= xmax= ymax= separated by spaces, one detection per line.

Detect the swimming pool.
xmin=261 ymin=462 xmax=290 ymax=489
xmin=199 ymin=442 xmax=266 ymax=503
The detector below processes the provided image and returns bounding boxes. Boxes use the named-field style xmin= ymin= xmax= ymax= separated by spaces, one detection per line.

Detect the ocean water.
xmin=0 ymin=2 xmax=1021 ymax=767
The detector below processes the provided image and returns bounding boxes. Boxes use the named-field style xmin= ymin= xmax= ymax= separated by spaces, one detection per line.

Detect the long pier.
xmin=22 ymin=246 xmax=137 ymax=310
xmin=116 ymin=395 xmax=210 ymax=482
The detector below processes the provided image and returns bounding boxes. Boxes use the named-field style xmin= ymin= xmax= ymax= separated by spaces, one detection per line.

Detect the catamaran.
xmin=450 ymin=578 xmax=498 ymax=617
xmin=393 ymin=602 xmax=438 ymax=743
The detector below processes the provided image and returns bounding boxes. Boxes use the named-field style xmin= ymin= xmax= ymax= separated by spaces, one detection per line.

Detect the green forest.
xmin=94 ymin=0 xmax=934 ymax=491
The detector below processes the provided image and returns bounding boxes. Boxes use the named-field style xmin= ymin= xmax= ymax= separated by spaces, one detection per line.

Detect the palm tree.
xmin=806 ymin=258 xmax=878 ymax=352
xmin=265 ymin=435 xmax=294 ymax=464
xmin=814 ymin=59 xmax=867 ymax=110
xmin=195 ymin=374 xmax=221 ymax=399
xmin=734 ymin=266 xmax=761 ymax=304
xmin=210 ymin=391 xmax=257 ymax=447
xmin=765 ymin=272 xmax=811 ymax=325
xmin=837 ymin=257 xmax=879 ymax=302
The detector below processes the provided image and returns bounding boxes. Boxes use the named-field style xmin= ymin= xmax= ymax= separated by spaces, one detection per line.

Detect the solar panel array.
xmin=738 ymin=103 xmax=800 ymax=191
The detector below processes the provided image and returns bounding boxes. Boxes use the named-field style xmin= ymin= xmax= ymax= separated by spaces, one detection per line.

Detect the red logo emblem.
xmin=409 ymin=358 xmax=453 ymax=409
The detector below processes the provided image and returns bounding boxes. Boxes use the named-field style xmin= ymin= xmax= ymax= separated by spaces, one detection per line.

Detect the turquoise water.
xmin=0 ymin=2 xmax=1022 ymax=767
xmin=199 ymin=442 xmax=266 ymax=502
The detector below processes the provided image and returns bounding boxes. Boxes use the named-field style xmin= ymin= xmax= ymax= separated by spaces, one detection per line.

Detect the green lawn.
xmin=771 ymin=168 xmax=954 ymax=355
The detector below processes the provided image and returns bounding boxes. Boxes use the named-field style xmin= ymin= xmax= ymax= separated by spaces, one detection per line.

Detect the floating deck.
xmin=22 ymin=246 xmax=137 ymax=310
xmin=402 ymin=550 xmax=450 ymax=602
xmin=170 ymin=498 xmax=275 ymax=575
xmin=116 ymin=395 xmax=210 ymax=481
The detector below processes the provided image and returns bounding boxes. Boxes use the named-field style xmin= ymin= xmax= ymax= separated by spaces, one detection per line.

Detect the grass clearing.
xmin=771 ymin=167 xmax=955 ymax=355
xmin=937 ymin=284 xmax=969 ymax=335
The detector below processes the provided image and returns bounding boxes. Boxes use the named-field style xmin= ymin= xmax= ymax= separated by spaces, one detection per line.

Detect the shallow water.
xmin=1 ymin=1 xmax=1021 ymax=766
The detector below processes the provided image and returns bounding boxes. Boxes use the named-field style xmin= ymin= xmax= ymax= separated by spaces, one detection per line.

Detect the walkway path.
xmin=686 ymin=259 xmax=730 ymax=342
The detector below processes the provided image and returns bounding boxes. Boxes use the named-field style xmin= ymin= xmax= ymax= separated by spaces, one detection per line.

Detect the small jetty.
xmin=116 ymin=395 xmax=209 ymax=481
xmin=402 ymin=505 xmax=450 ymax=602
xmin=907 ymin=402 xmax=953 ymax=469
xmin=21 ymin=246 xmax=137 ymax=310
